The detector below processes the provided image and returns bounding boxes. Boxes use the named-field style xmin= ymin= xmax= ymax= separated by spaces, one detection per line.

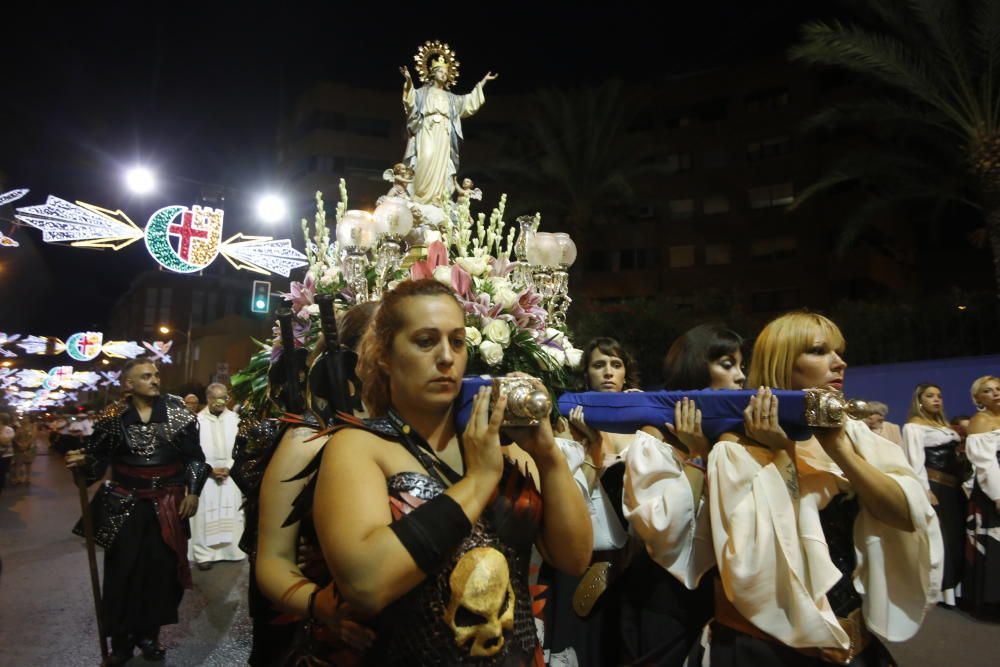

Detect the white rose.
xmin=480 ymin=340 xmax=504 ymax=366
xmin=483 ymin=319 xmax=511 ymax=346
xmin=465 ymin=326 xmax=482 ymax=346
xmin=423 ymin=229 xmax=442 ymax=245
xmin=565 ymin=347 xmax=583 ymax=368
xmin=490 ymin=276 xmax=511 ymax=291
xmin=456 ymin=256 xmax=489 ymax=277
xmin=494 ymin=287 xmax=519 ymax=310
xmin=304 ymin=303 xmax=320 ymax=317
xmin=319 ymin=266 xmax=341 ymax=288
xmin=542 ymin=346 xmax=566 ymax=368
xmin=433 ymin=265 xmax=453 ymax=286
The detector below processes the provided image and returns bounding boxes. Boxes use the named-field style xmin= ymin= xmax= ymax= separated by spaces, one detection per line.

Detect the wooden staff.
xmin=73 ymin=467 xmax=109 ymax=664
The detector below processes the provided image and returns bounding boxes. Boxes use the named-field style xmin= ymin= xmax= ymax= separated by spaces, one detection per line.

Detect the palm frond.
xmin=907 ymin=0 xmax=981 ymax=121
xmin=800 ymin=97 xmax=964 ymax=140
xmin=790 ymin=20 xmax=975 ymax=134
xmin=972 ymin=0 xmax=1000 ymax=128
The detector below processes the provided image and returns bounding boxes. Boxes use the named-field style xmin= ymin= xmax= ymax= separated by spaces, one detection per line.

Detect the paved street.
xmin=1 ymin=448 xmax=998 ymax=666
xmin=0 ymin=449 xmax=251 ymax=666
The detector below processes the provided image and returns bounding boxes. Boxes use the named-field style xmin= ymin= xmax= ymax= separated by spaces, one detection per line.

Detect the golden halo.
xmin=414 ymin=40 xmax=460 ymax=88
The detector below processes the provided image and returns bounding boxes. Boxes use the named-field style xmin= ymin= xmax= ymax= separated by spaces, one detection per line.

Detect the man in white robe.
xmin=189 ymin=383 xmax=245 ymax=569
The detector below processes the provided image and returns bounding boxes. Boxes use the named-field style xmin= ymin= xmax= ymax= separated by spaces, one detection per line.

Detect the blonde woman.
xmin=626 ymin=311 xmax=942 ymax=666
xmin=902 ymin=383 xmax=964 ymax=607
xmin=964 ymin=375 xmax=1000 ymax=616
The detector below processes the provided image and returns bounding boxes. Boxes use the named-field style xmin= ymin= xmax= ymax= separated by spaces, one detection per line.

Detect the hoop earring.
xmin=976 ymin=403 xmax=987 ymax=412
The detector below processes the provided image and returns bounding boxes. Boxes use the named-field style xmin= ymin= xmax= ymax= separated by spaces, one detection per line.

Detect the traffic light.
xmin=251 ymin=280 xmax=271 ymax=314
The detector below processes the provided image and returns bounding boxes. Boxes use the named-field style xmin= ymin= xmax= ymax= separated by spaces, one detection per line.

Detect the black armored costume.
xmin=75 ymin=394 xmax=209 ymax=654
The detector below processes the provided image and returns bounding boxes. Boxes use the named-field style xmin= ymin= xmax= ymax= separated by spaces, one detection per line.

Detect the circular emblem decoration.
xmin=145 ymin=204 xmax=224 ymax=273
xmin=66 ymin=331 xmax=104 ymax=362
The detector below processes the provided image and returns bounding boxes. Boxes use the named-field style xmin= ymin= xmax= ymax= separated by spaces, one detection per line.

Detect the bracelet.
xmin=307 ymin=586 xmax=320 ymax=621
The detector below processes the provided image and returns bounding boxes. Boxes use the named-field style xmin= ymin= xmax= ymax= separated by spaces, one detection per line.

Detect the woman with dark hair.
xmin=312 ymin=279 xmax=591 ymax=666
xmin=619 ymin=323 xmax=744 ymax=666
xmin=902 ymin=383 xmax=964 ymax=608
xmin=662 ymin=323 xmax=745 ymax=392
xmin=628 ymin=311 xmax=941 ymax=666
xmin=541 ymin=336 xmax=638 ymax=666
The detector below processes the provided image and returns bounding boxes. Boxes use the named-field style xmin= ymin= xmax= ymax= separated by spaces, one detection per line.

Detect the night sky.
xmin=0 ymin=1 xmax=821 ymax=333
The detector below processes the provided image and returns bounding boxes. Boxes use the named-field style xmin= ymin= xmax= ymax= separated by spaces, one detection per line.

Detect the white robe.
xmin=624 ymin=419 xmax=942 ymax=651
xmin=188 ymin=408 xmax=245 ymax=563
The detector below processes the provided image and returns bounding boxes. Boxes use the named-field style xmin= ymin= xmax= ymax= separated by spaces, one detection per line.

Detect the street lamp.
xmin=159 ymin=323 xmax=193 ymax=383
xmin=256 ymin=193 xmax=288 ymax=224
xmin=1 ymin=360 xmax=12 ymax=368
xmin=125 ymin=166 xmax=156 ymax=195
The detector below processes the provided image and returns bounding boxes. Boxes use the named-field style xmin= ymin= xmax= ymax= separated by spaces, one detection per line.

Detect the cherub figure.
xmin=452 ymin=176 xmax=482 ymax=208
xmin=380 ymin=163 xmax=414 ymax=203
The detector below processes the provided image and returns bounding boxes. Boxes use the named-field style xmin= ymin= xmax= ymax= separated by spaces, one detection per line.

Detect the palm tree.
xmin=474 ymin=80 xmax=669 ymax=230
xmin=789 ymin=0 xmax=1000 ymax=297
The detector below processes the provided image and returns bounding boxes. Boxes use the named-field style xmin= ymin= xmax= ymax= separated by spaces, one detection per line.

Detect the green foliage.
xmin=789 ymin=0 xmax=1000 ymax=269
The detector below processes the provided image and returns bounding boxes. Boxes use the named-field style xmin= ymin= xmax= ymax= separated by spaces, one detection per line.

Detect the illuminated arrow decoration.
xmin=0 ymin=189 xmax=29 ymax=207
xmin=15 ymin=369 xmax=47 ymax=389
xmin=16 ymin=335 xmax=65 ymax=355
xmin=219 ymin=233 xmax=309 ymax=277
xmin=0 ymin=231 xmax=18 ymax=248
xmin=0 ymin=332 xmax=21 ymax=358
xmin=101 ymin=340 xmax=147 ymax=359
xmin=100 ymin=371 xmax=121 ymax=387
xmin=14 ymin=197 xmax=144 ymax=250
xmin=13 ymin=192 xmax=303 ymax=277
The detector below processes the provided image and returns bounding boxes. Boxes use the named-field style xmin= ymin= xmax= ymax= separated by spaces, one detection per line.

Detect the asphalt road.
xmin=0 ymin=450 xmax=251 ymax=666
xmin=1 ymin=448 xmax=997 ymax=666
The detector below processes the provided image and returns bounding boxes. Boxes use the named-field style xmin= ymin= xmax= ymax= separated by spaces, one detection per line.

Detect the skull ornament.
xmin=444 ymin=546 xmax=515 ymax=657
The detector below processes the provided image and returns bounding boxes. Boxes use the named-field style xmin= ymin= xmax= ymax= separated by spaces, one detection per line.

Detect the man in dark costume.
xmin=67 ymin=359 xmax=209 ymax=665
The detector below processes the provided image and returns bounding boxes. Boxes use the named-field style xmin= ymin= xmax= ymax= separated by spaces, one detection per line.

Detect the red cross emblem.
xmin=168 ymin=210 xmax=210 ymax=261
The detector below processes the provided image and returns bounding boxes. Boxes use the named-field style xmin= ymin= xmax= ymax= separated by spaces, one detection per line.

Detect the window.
xmin=750 ymin=236 xmax=798 ymax=261
xmin=747 ymin=135 xmax=792 ymax=162
xmin=665 ymin=152 xmax=693 ymax=174
xmin=703 ymin=195 xmax=730 ymax=215
xmin=669 ymin=245 xmax=695 ymax=268
xmin=311 ymin=155 xmax=339 ymax=173
xmin=143 ymin=288 xmax=158 ymax=327
xmin=663 ymin=113 xmax=694 ymax=129
xmin=749 ymin=183 xmax=794 ymax=209
xmin=694 ymin=98 xmax=728 ymax=123
xmin=746 ymin=86 xmax=790 ymax=112
xmin=668 ymin=199 xmax=695 ymax=220
xmin=206 ymin=292 xmax=219 ymax=322
xmin=345 ymin=116 xmax=391 ymax=138
xmin=703 ymin=148 xmax=728 ymax=168
xmin=751 ymin=288 xmax=801 ymax=312
xmin=158 ymin=288 xmax=172 ymax=327
xmin=705 ymin=244 xmax=732 ymax=265
xmin=619 ymin=248 xmax=655 ymax=270
xmin=588 ymin=250 xmax=613 ymax=272
xmin=191 ymin=290 xmax=205 ymax=327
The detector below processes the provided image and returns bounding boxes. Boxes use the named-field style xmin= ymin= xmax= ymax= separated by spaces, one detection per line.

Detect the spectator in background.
xmin=189 ymin=383 xmax=245 ymax=570
xmin=10 ymin=417 xmax=37 ymax=485
xmin=183 ymin=394 xmax=201 ymax=415
xmin=903 ymin=383 xmax=965 ymax=608
xmin=863 ymin=400 xmax=903 ymax=445
xmin=0 ymin=413 xmax=14 ymax=494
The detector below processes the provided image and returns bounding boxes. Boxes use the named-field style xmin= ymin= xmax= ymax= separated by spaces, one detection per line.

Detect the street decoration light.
xmin=14 ymin=192 xmax=308 ymax=277
xmin=125 ymin=166 xmax=156 ymax=195
xmin=256 ymin=194 xmax=288 ymax=224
